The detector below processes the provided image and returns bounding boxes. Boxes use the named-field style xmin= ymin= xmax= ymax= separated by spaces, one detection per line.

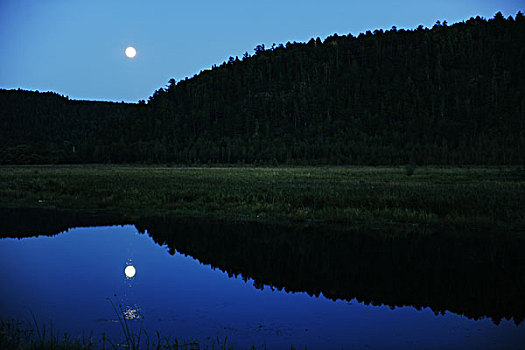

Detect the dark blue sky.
xmin=1 ymin=0 xmax=523 ymax=102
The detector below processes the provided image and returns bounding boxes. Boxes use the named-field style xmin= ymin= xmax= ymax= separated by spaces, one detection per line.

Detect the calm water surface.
xmin=1 ymin=218 xmax=524 ymax=349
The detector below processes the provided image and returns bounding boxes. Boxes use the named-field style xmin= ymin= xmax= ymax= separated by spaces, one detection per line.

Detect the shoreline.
xmin=0 ymin=164 xmax=523 ymax=233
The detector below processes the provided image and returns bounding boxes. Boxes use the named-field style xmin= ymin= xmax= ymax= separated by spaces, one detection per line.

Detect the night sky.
xmin=1 ymin=0 xmax=523 ymax=103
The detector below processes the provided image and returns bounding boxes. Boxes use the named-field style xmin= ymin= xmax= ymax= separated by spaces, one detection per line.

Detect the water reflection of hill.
xmin=1 ymin=208 xmax=523 ymax=325
xmin=0 ymin=207 xmax=127 ymax=238
xmin=138 ymin=217 xmax=525 ymax=326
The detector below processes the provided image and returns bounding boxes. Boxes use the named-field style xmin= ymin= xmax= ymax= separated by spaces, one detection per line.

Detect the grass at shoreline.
xmin=0 ymin=317 xmax=236 ymax=350
xmin=1 ymin=296 xmax=235 ymax=350
xmin=0 ymin=165 xmax=523 ymax=231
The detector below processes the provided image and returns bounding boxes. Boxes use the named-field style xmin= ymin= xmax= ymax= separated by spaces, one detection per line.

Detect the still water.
xmin=0 ymin=210 xmax=524 ymax=349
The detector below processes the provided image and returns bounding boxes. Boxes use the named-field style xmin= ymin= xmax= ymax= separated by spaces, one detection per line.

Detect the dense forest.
xmin=1 ymin=12 xmax=524 ymax=165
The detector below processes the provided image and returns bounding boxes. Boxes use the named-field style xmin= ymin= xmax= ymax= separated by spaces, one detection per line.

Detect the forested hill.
xmin=2 ymin=12 xmax=525 ymax=165
xmin=0 ymin=89 xmax=141 ymax=163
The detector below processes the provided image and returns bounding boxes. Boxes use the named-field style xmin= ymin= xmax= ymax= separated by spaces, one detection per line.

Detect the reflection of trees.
xmin=0 ymin=207 xmax=127 ymax=239
xmin=1 ymin=208 xmax=523 ymax=326
xmin=138 ymin=217 xmax=525 ymax=326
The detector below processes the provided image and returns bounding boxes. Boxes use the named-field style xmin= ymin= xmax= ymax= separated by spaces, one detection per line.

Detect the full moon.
xmin=125 ymin=46 xmax=137 ymax=58
xmin=124 ymin=265 xmax=136 ymax=278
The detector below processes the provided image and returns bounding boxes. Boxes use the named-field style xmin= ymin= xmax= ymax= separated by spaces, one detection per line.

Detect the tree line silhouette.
xmin=1 ymin=12 xmax=524 ymax=165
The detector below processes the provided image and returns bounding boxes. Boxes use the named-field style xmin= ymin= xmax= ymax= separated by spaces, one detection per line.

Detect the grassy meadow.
xmin=0 ymin=165 xmax=523 ymax=231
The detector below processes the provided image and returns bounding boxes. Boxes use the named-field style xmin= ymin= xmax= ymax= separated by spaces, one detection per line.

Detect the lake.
xmin=0 ymin=208 xmax=524 ymax=349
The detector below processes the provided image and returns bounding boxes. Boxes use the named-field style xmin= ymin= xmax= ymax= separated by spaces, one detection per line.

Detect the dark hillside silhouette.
xmin=0 ymin=90 xmax=141 ymax=163
xmin=1 ymin=12 xmax=524 ymax=164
